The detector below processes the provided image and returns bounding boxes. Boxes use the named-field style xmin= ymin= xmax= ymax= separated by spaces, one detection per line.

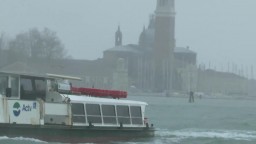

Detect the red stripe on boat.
xmin=71 ymin=87 xmax=127 ymax=99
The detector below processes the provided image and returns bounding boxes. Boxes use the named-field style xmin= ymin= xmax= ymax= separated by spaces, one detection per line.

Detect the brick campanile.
xmin=154 ymin=0 xmax=176 ymax=92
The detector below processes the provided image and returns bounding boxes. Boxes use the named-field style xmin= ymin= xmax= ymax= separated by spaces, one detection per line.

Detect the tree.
xmin=8 ymin=32 xmax=31 ymax=61
xmin=8 ymin=28 xmax=69 ymax=60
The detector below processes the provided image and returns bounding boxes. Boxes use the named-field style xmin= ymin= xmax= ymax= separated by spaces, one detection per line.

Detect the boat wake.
xmin=156 ymin=129 xmax=256 ymax=142
xmin=0 ymin=136 xmax=47 ymax=143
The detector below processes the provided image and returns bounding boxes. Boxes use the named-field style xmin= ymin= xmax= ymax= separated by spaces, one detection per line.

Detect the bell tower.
xmin=153 ymin=0 xmax=176 ymax=92
xmin=115 ymin=26 xmax=122 ymax=46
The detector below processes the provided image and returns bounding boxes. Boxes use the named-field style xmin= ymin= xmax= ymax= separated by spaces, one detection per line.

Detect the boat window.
xmin=20 ymin=77 xmax=46 ymax=100
xmin=21 ymin=78 xmax=33 ymax=91
xmin=130 ymin=106 xmax=143 ymax=125
xmin=47 ymin=79 xmax=57 ymax=91
xmin=10 ymin=77 xmax=19 ymax=97
xmin=102 ymin=105 xmax=117 ymax=124
xmin=0 ymin=76 xmax=8 ymax=95
xmin=73 ymin=116 xmax=86 ymax=123
xmin=72 ymin=103 xmax=85 ymax=115
xmin=117 ymin=105 xmax=129 ymax=116
xmin=117 ymin=105 xmax=131 ymax=124
xmin=34 ymin=79 xmax=46 ymax=100
xmin=86 ymin=104 xmax=102 ymax=124
xmin=35 ymin=79 xmax=46 ymax=91
xmin=102 ymin=105 xmax=115 ymax=116
xmin=87 ymin=116 xmax=102 ymax=124
xmin=20 ymin=78 xmax=33 ymax=100
xmin=103 ymin=117 xmax=116 ymax=124
xmin=130 ymin=106 xmax=142 ymax=117
xmin=72 ymin=103 xmax=86 ymax=123
xmin=86 ymin=104 xmax=101 ymax=115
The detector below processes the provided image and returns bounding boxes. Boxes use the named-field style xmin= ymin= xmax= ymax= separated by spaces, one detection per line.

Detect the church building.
xmin=103 ymin=0 xmax=197 ymax=93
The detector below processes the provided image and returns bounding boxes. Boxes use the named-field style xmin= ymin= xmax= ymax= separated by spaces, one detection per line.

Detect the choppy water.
xmin=2 ymin=95 xmax=256 ymax=144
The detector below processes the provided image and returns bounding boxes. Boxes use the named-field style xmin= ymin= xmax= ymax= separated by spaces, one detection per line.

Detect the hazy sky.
xmin=1 ymin=0 xmax=256 ymax=74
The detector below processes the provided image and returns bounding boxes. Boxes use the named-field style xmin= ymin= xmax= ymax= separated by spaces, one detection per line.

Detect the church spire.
xmin=115 ymin=25 xmax=122 ymax=46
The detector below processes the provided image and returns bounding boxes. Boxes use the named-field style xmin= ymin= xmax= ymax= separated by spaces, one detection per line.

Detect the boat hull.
xmin=0 ymin=123 xmax=154 ymax=143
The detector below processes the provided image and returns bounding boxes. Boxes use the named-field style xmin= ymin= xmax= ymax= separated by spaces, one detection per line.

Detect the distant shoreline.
xmin=128 ymin=92 xmax=256 ymax=100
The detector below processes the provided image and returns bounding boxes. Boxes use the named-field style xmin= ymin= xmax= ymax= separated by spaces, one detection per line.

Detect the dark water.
xmin=2 ymin=95 xmax=256 ymax=144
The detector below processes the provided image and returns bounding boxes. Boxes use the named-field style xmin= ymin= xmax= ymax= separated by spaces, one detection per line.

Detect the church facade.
xmin=103 ymin=0 xmax=197 ymax=93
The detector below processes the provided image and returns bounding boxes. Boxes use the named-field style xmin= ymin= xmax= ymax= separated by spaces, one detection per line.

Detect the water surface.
xmin=2 ymin=95 xmax=256 ymax=144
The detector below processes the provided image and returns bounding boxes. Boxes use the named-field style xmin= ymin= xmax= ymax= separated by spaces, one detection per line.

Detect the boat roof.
xmin=46 ymin=73 xmax=82 ymax=80
xmin=64 ymin=94 xmax=148 ymax=106
xmin=0 ymin=71 xmax=82 ymax=81
xmin=0 ymin=71 xmax=49 ymax=79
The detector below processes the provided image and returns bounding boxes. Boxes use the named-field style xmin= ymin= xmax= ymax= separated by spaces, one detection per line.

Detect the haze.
xmin=0 ymin=0 xmax=256 ymax=72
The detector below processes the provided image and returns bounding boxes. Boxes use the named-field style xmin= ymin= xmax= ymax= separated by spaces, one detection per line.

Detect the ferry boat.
xmin=0 ymin=71 xmax=154 ymax=143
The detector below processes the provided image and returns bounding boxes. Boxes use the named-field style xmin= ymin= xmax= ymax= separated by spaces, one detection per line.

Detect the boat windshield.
xmin=20 ymin=76 xmax=47 ymax=100
xmin=0 ymin=76 xmax=8 ymax=95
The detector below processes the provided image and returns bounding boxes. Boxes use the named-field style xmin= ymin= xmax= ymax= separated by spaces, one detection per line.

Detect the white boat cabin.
xmin=0 ymin=71 xmax=148 ymax=128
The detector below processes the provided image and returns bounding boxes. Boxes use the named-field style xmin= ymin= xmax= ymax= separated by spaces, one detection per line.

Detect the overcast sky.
xmin=1 ymin=0 xmax=256 ymax=75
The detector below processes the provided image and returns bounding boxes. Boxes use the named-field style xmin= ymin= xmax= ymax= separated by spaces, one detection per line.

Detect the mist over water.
xmin=125 ymin=95 xmax=256 ymax=144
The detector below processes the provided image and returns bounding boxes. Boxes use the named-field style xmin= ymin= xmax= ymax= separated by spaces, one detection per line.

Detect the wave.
xmin=0 ymin=136 xmax=47 ymax=143
xmin=156 ymin=129 xmax=256 ymax=141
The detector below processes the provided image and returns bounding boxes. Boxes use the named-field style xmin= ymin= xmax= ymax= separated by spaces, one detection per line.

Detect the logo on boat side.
xmin=13 ymin=102 xmax=35 ymax=116
xmin=13 ymin=102 xmax=21 ymax=117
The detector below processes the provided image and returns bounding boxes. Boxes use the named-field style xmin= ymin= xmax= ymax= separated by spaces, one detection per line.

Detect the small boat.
xmin=0 ymin=71 xmax=154 ymax=143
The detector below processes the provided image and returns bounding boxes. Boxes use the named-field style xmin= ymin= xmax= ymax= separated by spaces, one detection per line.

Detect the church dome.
xmin=138 ymin=15 xmax=155 ymax=50
xmin=139 ymin=28 xmax=155 ymax=49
